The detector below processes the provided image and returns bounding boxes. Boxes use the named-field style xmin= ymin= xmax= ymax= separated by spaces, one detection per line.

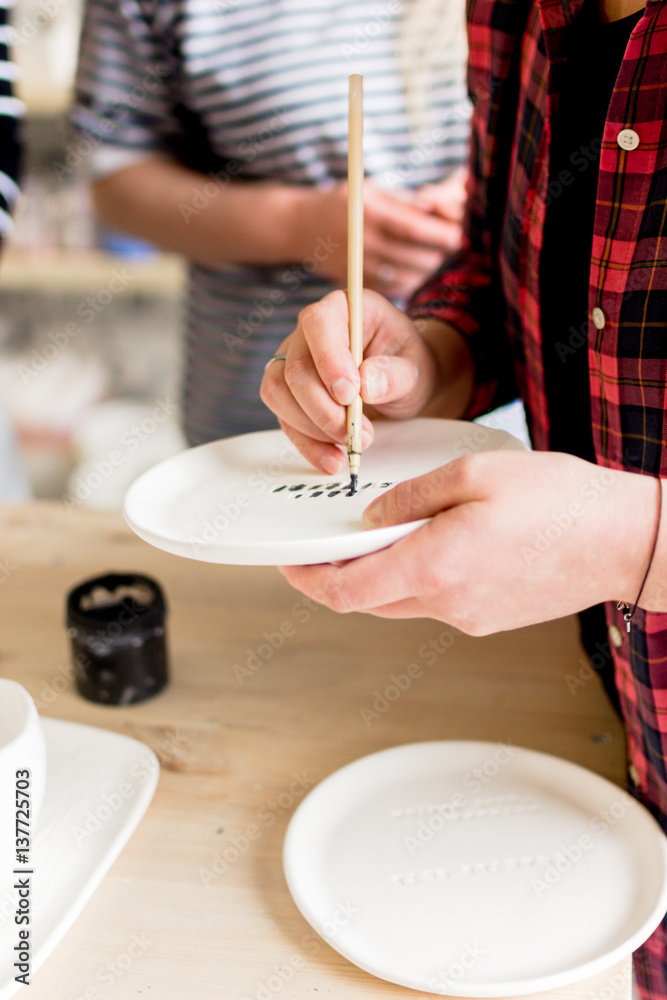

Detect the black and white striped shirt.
xmin=74 ymin=0 xmax=470 ymax=443
xmin=0 ymin=0 xmax=21 ymax=242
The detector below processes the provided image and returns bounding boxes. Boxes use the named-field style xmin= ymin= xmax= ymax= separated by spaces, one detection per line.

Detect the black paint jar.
xmin=66 ymin=572 xmax=169 ymax=705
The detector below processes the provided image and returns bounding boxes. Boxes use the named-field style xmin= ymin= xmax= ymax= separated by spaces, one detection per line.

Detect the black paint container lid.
xmin=66 ymin=572 xmax=169 ymax=706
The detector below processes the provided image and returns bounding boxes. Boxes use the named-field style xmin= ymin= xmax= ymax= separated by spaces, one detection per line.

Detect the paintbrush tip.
xmin=349 ymin=474 xmax=358 ymax=495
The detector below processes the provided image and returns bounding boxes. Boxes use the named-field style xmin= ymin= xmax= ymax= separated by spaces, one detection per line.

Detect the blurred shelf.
xmin=0 ymin=248 xmax=187 ymax=295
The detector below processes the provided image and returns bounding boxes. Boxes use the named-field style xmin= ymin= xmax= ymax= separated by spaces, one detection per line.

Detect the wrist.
xmin=634 ymin=476 xmax=666 ymax=613
xmin=279 ymin=184 xmax=327 ymax=261
xmin=614 ymin=472 xmax=661 ymax=608
xmin=416 ymin=318 xmax=475 ymax=419
xmin=243 ymin=183 xmax=315 ymax=261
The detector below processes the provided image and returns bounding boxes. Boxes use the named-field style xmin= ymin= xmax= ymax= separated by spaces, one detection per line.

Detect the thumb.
xmin=362 ymin=458 xmax=483 ymax=528
xmin=360 ymin=355 xmax=419 ymax=406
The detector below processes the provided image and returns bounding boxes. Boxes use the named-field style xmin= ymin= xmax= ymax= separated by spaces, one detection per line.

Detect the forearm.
xmin=92 ymin=157 xmax=315 ymax=269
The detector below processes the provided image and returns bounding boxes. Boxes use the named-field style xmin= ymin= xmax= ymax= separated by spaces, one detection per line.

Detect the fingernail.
xmin=322 ymin=453 xmax=343 ymax=475
xmin=364 ymin=365 xmax=388 ymax=402
xmin=362 ymin=501 xmax=382 ymax=529
xmin=332 ymin=378 xmax=357 ymax=406
xmin=361 ymin=428 xmax=373 ymax=448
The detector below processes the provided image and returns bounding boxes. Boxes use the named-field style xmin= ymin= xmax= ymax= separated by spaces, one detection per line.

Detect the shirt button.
xmin=608 ymin=624 xmax=624 ymax=649
xmin=617 ymin=128 xmax=640 ymax=150
xmin=628 ymin=763 xmax=641 ymax=787
xmin=592 ymin=307 xmax=606 ymax=330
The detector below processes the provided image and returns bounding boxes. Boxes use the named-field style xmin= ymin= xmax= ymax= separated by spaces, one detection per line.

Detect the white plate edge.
xmin=282 ymin=740 xmax=667 ymax=997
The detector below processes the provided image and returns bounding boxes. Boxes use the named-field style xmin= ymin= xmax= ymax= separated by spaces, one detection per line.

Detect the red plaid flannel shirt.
xmin=409 ymin=0 xmax=667 ymax=992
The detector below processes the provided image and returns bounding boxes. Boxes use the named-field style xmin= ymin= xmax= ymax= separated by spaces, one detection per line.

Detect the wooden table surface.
xmin=0 ymin=502 xmax=631 ymax=1000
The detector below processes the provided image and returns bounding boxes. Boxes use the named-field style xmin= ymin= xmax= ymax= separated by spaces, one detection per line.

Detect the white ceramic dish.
xmin=0 ymin=717 xmax=159 ymax=1000
xmin=283 ymin=741 xmax=667 ymax=996
xmin=0 ymin=682 xmax=46 ymax=887
xmin=123 ymin=418 xmax=525 ymax=566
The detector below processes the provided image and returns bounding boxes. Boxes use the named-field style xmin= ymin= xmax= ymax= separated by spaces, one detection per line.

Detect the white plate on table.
xmin=0 ymin=718 xmax=159 ymax=1000
xmin=123 ymin=418 xmax=525 ymax=566
xmin=283 ymin=741 xmax=667 ymax=996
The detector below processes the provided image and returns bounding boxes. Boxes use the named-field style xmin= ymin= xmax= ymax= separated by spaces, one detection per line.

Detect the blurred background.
xmin=0 ymin=0 xmax=187 ymax=505
xmin=0 ymin=0 xmax=528 ymax=508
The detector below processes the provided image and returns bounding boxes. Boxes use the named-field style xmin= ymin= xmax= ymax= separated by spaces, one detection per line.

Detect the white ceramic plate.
xmin=0 ymin=718 xmax=159 ymax=1000
xmin=123 ymin=418 xmax=525 ymax=566
xmin=283 ymin=741 xmax=667 ymax=996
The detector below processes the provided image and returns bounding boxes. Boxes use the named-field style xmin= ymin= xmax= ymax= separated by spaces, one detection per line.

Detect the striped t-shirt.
xmin=0 ymin=0 xmax=21 ymax=242
xmin=74 ymin=0 xmax=470 ymax=444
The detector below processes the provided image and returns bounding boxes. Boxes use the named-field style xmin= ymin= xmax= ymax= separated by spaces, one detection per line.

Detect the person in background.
xmin=72 ymin=0 xmax=470 ymax=445
xmin=261 ymin=0 xmax=667 ymax=993
xmin=0 ymin=0 xmax=30 ymax=501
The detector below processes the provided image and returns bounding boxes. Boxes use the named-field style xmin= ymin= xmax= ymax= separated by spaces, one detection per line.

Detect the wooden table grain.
xmin=0 ymin=502 xmax=631 ymax=1000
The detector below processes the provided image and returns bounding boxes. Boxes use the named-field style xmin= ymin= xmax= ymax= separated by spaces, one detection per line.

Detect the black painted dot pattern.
xmin=271 ymin=481 xmax=395 ymax=499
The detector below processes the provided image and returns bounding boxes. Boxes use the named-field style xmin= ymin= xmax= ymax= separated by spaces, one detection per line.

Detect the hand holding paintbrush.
xmin=262 ymin=73 xmax=457 ymax=479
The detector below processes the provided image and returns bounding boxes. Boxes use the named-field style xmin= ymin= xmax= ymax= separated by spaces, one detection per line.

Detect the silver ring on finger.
xmin=263 ymin=352 xmax=288 ymax=373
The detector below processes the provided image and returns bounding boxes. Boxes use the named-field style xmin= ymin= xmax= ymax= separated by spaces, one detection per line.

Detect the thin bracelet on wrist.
xmin=618 ymin=476 xmax=663 ymax=633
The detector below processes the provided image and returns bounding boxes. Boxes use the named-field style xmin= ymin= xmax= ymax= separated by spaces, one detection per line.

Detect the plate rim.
xmin=283 ymin=739 xmax=667 ymax=997
xmin=123 ymin=420 xmax=525 ymax=566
